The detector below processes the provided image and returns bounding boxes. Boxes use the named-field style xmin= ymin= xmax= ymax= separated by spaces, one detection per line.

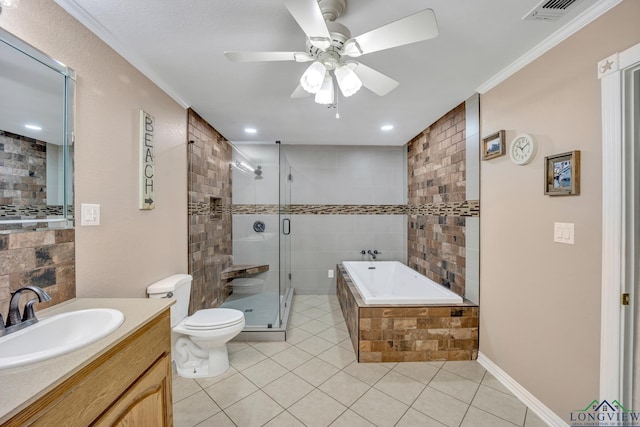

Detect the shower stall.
xmin=219 ymin=141 xmax=293 ymax=339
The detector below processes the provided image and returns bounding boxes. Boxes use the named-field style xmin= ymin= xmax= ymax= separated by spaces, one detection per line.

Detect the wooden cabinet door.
xmin=94 ymin=354 xmax=172 ymax=427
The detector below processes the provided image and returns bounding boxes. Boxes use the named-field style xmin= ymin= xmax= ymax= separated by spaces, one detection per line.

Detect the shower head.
xmin=254 ymin=165 xmax=263 ymax=179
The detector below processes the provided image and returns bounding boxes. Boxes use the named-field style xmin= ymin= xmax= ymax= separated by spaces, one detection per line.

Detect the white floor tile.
xmin=374 ymin=370 xmax=426 ymax=405
xmin=481 ymin=372 xmax=514 ymax=395
xmin=251 ymin=340 xmax=292 ymax=357
xmin=194 ymin=411 xmax=236 ymax=427
xmin=173 ymin=296 xmax=542 ymax=427
xmin=286 ymin=327 xmax=314 ymax=345
xmin=297 ymin=319 xmax=331 ymax=335
xmin=443 ymin=360 xmax=487 ymax=383
xmin=203 ymin=373 xmax=258 ymax=409
xmin=288 ymin=389 xmax=347 ymax=427
xmin=173 ymin=390 xmax=221 ymax=427
xmin=241 ymin=358 xmax=289 ymax=388
xmin=471 ymin=385 xmax=527 ymax=426
xmin=317 ymin=345 xmax=356 ymax=369
xmin=429 ymin=369 xmax=481 ymax=404
xmin=524 ymin=409 xmax=549 ymax=427
xmin=292 ymin=357 xmax=340 ymax=387
xmin=262 ymin=372 xmax=315 ymax=408
xmin=330 ymin=409 xmax=375 ymax=427
xmin=318 ymin=371 xmax=371 ymax=406
xmin=229 ymin=346 xmax=267 ymax=371
xmin=295 ymin=336 xmax=335 ymax=356
xmin=172 ymin=376 xmax=202 ymax=403
xmin=350 ymin=388 xmax=409 ymax=427
xmin=194 ymin=366 xmax=238 ymax=389
xmin=342 ymin=361 xmax=390 ymax=385
xmin=224 ymin=390 xmax=284 ymax=427
xmin=412 ymin=386 xmax=469 ymax=427
xmin=461 ymin=406 xmax=519 ymax=427
xmin=392 ymin=361 xmax=440 ymax=385
xmin=263 ymin=411 xmax=305 ymax=426
xmin=271 ymin=346 xmax=314 ymax=370
xmin=396 ymin=408 xmax=447 ymax=427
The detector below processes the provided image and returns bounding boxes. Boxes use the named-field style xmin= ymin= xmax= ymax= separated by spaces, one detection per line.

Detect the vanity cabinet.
xmin=4 ymin=309 xmax=173 ymax=426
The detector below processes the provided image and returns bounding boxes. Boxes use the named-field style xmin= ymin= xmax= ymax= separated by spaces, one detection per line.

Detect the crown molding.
xmin=54 ymin=0 xmax=190 ymax=109
xmin=476 ymin=0 xmax=622 ymax=94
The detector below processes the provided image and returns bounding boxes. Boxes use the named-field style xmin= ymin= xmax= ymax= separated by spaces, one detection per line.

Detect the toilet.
xmin=147 ymin=274 xmax=245 ymax=379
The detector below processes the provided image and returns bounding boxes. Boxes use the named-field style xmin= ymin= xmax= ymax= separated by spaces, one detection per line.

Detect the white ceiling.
xmin=56 ymin=0 xmax=601 ymax=146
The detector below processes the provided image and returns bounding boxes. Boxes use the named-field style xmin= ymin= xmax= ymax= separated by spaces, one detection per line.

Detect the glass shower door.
xmin=279 ymin=149 xmax=292 ymax=325
xmin=223 ymin=142 xmax=281 ymax=329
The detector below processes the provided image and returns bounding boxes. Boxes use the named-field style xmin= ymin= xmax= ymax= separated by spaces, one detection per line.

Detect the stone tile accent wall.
xmin=337 ymin=265 xmax=478 ymax=363
xmin=0 ymin=229 xmax=75 ymax=318
xmin=187 ymin=109 xmax=232 ymax=315
xmin=0 ymin=131 xmax=47 ymax=206
xmin=407 ymin=102 xmax=473 ymax=297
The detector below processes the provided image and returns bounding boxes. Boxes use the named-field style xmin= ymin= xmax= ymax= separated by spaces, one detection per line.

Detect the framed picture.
xmin=482 ymin=130 xmax=505 ymax=160
xmin=545 ymin=150 xmax=580 ymax=196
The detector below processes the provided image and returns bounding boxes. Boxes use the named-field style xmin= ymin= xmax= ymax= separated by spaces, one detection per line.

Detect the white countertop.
xmin=0 ymin=297 xmax=174 ymax=423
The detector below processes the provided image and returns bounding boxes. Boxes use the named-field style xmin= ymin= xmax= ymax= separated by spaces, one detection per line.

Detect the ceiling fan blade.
xmin=344 ymin=9 xmax=438 ymax=57
xmin=352 ymin=63 xmax=399 ymax=96
xmin=291 ymin=85 xmax=312 ymax=98
xmin=282 ymin=0 xmax=332 ymax=50
xmin=224 ymin=51 xmax=314 ymax=62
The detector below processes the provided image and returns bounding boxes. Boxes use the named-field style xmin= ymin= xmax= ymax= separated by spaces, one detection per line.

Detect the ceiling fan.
xmin=224 ymin=0 xmax=439 ymax=105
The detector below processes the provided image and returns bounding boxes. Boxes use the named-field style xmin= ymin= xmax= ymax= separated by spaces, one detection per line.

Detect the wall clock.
xmin=509 ymin=134 xmax=537 ymax=165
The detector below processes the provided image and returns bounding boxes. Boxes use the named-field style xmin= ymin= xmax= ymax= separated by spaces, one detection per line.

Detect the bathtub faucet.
xmin=367 ymin=249 xmax=382 ymax=260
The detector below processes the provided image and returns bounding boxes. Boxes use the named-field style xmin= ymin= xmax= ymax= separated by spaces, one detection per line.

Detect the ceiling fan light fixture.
xmin=335 ymin=64 xmax=362 ymax=97
xmin=314 ymin=73 xmax=334 ymax=105
xmin=300 ymin=61 xmax=327 ymax=94
xmin=342 ymin=39 xmax=363 ymax=57
xmin=309 ymin=36 xmax=332 ymax=51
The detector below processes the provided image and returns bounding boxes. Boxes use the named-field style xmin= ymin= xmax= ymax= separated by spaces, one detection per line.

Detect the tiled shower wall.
xmin=407 ymin=100 xmax=480 ymax=299
xmin=0 ymin=229 xmax=75 ymax=318
xmin=284 ymin=146 xmax=407 ymax=295
xmin=0 ymin=131 xmax=47 ymax=206
xmin=187 ymin=109 xmax=232 ymax=315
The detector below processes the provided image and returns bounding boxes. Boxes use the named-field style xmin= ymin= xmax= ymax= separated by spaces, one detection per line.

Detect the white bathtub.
xmin=342 ymin=261 xmax=463 ymax=305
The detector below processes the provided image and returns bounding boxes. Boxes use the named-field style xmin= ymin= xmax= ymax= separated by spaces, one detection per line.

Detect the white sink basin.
xmin=0 ymin=308 xmax=124 ymax=369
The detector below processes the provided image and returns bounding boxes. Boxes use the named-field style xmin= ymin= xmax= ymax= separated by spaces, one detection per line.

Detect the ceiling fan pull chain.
xmin=335 ymin=80 xmax=340 ymax=119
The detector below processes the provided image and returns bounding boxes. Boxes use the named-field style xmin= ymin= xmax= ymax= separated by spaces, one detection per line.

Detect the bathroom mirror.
xmin=0 ymin=27 xmax=75 ymax=231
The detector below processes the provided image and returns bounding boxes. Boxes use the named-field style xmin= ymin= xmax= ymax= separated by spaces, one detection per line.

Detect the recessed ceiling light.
xmin=244 ymin=128 xmax=257 ymax=134
xmin=381 ymin=124 xmax=394 ymax=131
xmin=24 ymin=124 xmax=42 ymax=131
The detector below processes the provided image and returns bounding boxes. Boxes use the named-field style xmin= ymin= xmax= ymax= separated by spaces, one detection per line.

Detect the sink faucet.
xmin=2 ymin=286 xmax=51 ymax=336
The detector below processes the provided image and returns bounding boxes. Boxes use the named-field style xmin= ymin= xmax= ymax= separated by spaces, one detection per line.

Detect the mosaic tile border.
xmin=0 ymin=205 xmax=74 ymax=218
xmin=188 ymin=201 xmax=480 ymax=217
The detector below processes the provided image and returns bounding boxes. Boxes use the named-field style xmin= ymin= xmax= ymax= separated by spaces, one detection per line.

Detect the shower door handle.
xmin=283 ymin=218 xmax=291 ymax=235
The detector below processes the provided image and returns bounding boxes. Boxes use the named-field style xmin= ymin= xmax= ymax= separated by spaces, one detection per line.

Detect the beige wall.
xmin=480 ymin=0 xmax=640 ymax=420
xmin=0 ymin=0 xmax=188 ymax=298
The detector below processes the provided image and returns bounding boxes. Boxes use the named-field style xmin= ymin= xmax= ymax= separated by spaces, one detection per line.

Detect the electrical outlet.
xmin=328 ymin=269 xmax=334 ymax=279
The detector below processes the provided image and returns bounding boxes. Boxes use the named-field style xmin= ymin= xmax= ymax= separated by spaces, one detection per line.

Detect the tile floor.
xmin=172 ymin=295 xmax=549 ymax=427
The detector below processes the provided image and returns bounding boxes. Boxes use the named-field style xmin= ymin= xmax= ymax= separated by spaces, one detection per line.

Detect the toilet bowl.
xmin=147 ymin=274 xmax=245 ymax=379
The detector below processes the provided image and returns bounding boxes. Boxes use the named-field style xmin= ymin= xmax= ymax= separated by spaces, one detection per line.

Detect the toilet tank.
xmin=147 ymin=274 xmax=192 ymax=327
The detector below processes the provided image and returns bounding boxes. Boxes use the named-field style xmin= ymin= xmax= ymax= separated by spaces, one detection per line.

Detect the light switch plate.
xmin=554 ymin=222 xmax=574 ymax=244
xmin=81 ymin=203 xmax=100 ymax=226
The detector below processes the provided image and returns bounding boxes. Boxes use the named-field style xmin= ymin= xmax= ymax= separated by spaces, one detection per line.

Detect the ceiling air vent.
xmin=523 ymin=0 xmax=581 ymax=21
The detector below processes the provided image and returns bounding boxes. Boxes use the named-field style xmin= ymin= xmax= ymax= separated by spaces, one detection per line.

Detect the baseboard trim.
xmin=477 ymin=352 xmax=568 ymax=427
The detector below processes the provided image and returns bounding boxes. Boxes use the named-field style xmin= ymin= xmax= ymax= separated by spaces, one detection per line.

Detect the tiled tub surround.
xmin=0 ymin=229 xmax=75 ymax=316
xmin=337 ymin=264 xmax=478 ymax=363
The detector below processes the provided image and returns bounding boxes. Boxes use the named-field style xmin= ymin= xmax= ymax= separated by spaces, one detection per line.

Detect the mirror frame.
xmin=0 ymin=27 xmax=75 ymax=228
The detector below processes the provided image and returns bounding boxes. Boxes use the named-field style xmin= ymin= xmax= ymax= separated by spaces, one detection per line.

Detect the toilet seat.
xmin=183 ymin=308 xmax=244 ymax=331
